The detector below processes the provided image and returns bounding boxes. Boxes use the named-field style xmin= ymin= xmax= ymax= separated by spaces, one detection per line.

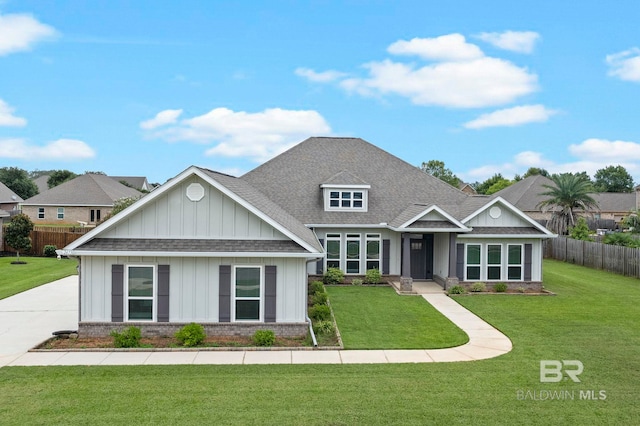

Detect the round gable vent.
xmin=186 ymin=183 xmax=205 ymax=202
xmin=489 ymin=206 xmax=502 ymax=219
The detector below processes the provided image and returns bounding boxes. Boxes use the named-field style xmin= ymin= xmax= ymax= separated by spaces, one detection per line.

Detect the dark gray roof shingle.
xmin=77 ymin=238 xmax=307 ymax=253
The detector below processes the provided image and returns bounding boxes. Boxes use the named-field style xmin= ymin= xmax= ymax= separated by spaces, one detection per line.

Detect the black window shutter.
xmin=157 ymin=265 xmax=170 ymax=322
xmin=111 ymin=264 xmax=124 ymax=322
xmin=264 ymin=265 xmax=277 ymax=323
xmin=219 ymin=265 xmax=231 ymax=322
xmin=316 ymin=239 xmax=324 ymax=274
xmin=456 ymin=244 xmax=465 ymax=280
xmin=382 ymin=239 xmax=390 ymax=274
xmin=524 ymin=244 xmax=533 ymax=281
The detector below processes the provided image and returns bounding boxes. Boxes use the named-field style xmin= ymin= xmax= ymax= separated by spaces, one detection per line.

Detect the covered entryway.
xmin=409 ymin=234 xmax=434 ymax=279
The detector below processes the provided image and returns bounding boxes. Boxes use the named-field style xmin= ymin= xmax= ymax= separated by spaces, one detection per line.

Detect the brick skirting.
xmin=79 ymin=322 xmax=309 ymax=338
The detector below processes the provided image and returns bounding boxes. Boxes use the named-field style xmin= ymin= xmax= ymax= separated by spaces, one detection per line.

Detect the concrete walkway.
xmin=1 ymin=277 xmax=512 ymax=367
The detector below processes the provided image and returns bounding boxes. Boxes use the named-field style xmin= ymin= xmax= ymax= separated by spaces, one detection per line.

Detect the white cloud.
xmin=476 ymin=31 xmax=540 ymax=54
xmin=463 ymin=104 xmax=557 ymax=129
xmin=295 ymin=67 xmax=347 ymax=83
xmin=387 ymin=34 xmax=484 ymax=61
xmin=568 ymin=138 xmax=640 ymax=161
xmin=0 ymin=99 xmax=27 ymax=127
xmin=341 ymin=56 xmax=537 ymax=108
xmin=0 ymin=138 xmax=96 ymax=160
xmin=0 ymin=13 xmax=58 ymax=56
xmin=606 ymin=48 xmax=640 ymax=82
xmin=143 ymin=107 xmax=332 ymax=162
xmin=140 ymin=109 xmax=183 ymax=130
xmin=299 ymin=33 xmax=538 ymax=109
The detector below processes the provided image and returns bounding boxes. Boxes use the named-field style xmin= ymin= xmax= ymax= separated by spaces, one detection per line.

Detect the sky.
xmin=1 ymin=1 xmax=640 ymax=186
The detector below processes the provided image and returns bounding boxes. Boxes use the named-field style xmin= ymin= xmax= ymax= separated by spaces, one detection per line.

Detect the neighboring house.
xmin=0 ymin=181 xmax=23 ymax=220
xmin=22 ymin=174 xmax=142 ymax=226
xmin=110 ymin=176 xmax=153 ymax=192
xmin=32 ymin=175 xmax=50 ymax=194
xmin=458 ymin=182 xmax=477 ymax=195
xmin=60 ymin=137 xmax=554 ymax=337
xmin=494 ymin=175 xmax=639 ymax=228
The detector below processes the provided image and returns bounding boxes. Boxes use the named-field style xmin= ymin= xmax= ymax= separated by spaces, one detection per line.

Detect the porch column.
xmin=401 ymin=233 xmax=411 ymax=277
xmin=448 ymin=233 xmax=457 ymax=277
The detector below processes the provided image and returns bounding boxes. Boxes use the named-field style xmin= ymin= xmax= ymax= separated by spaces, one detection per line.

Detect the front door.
xmin=410 ymin=235 xmax=434 ymax=279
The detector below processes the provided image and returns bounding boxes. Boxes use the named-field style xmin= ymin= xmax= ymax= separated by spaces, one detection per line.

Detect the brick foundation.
xmin=79 ymin=322 xmax=308 ymax=338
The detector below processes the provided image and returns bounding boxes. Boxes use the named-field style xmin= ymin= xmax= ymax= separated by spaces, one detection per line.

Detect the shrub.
xmin=309 ymin=280 xmax=325 ymax=295
xmin=110 ymin=326 xmax=142 ymax=348
xmin=364 ymin=268 xmax=381 ymax=284
xmin=351 ymin=278 xmax=363 ymax=286
xmin=312 ymin=291 xmax=328 ymax=305
xmin=603 ymin=233 xmax=640 ymax=248
xmin=448 ymin=285 xmax=466 ymax=295
xmin=253 ymin=329 xmax=276 ymax=347
xmin=323 ymin=267 xmax=344 ymax=285
xmin=313 ymin=320 xmax=335 ymax=335
xmin=470 ymin=282 xmax=487 ymax=292
xmin=175 ymin=323 xmax=206 ymax=347
xmin=494 ymin=282 xmax=508 ymax=293
xmin=43 ymin=245 xmax=57 ymax=257
xmin=309 ymin=304 xmax=331 ymax=321
xmin=518 ymin=286 xmax=526 ymax=293
xmin=569 ymin=217 xmax=594 ymax=241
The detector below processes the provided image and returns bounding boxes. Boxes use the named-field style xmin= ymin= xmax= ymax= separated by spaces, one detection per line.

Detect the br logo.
xmin=540 ymin=360 xmax=584 ymax=383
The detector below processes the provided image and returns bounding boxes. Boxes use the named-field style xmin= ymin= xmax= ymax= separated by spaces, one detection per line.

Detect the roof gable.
xmin=0 ymin=181 xmax=23 ymax=203
xmin=462 ymin=197 xmax=554 ymax=236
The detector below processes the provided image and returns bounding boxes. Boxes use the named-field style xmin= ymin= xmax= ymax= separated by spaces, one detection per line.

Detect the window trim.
xmin=125 ymin=264 xmax=156 ymax=322
xmin=507 ymin=244 xmax=524 ymax=281
xmin=57 ymin=207 xmax=65 ymax=220
xmin=38 ymin=207 xmax=45 ymax=219
xmin=345 ymin=233 xmax=361 ymax=274
xmin=365 ymin=233 xmax=381 ymax=271
xmin=322 ymin=187 xmax=369 ymax=212
xmin=325 ymin=233 xmax=342 ymax=271
xmin=465 ymin=244 xmax=481 ymax=281
xmin=464 ymin=243 xmax=525 ymax=282
xmin=324 ymin=233 xmax=383 ymax=275
xmin=232 ymin=265 xmax=264 ymax=322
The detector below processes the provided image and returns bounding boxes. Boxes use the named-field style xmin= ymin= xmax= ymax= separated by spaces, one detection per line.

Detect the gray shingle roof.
xmin=110 ymin=176 xmax=150 ymax=191
xmin=0 ymin=181 xmax=23 ymax=203
xmin=23 ymin=174 xmax=142 ymax=206
xmin=242 ymin=137 xmax=470 ymax=225
xmin=76 ymin=238 xmax=307 ymax=253
xmin=465 ymin=227 xmax=545 ymax=235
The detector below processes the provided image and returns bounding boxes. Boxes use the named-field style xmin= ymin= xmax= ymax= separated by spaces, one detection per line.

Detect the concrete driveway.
xmin=0 ymin=276 xmax=78 ymax=367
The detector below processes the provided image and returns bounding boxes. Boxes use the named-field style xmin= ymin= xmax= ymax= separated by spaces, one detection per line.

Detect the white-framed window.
xmin=507 ymin=244 xmax=523 ymax=280
xmin=326 ymin=234 xmax=341 ymax=270
xmin=464 ymin=243 xmax=525 ymax=282
xmin=90 ymin=209 xmax=101 ymax=223
xmin=57 ymin=207 xmax=65 ymax=220
xmin=38 ymin=207 xmax=45 ymax=219
xmin=126 ymin=265 xmax=156 ymax=321
xmin=366 ymin=234 xmax=381 ymax=271
xmin=345 ymin=234 xmax=361 ymax=273
xmin=233 ymin=266 xmax=263 ymax=321
xmin=322 ymin=187 xmax=369 ymax=212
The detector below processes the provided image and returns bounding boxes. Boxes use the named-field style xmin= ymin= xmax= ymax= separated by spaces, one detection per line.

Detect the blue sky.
xmin=1 ymin=1 xmax=640 ymax=185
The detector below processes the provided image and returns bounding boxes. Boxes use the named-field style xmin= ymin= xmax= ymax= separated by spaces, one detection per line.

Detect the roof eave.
xmin=57 ymin=249 xmax=324 ymax=258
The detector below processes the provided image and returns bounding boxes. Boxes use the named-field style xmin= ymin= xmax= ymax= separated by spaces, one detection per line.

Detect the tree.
xmin=593 ymin=165 xmax=634 ymax=193
xmin=538 ymin=173 xmax=598 ymax=235
xmin=569 ymin=217 xmax=594 ymax=241
xmin=485 ymin=178 xmax=513 ymax=195
xmin=47 ymin=170 xmax=78 ymax=189
xmin=523 ymin=167 xmax=550 ymax=178
xmin=420 ymin=160 xmax=461 ymax=187
xmin=623 ymin=212 xmax=640 ymax=233
xmin=474 ymin=173 xmax=506 ymax=195
xmin=0 ymin=167 xmax=38 ymax=199
xmin=99 ymin=196 xmax=141 ymax=224
xmin=4 ymin=214 xmax=34 ymax=263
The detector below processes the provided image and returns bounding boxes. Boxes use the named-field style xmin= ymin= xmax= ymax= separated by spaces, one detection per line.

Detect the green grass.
xmin=0 ymin=260 xmax=639 ymax=424
xmin=326 ymin=286 xmax=468 ymax=349
xmin=0 ymin=256 xmax=77 ymax=299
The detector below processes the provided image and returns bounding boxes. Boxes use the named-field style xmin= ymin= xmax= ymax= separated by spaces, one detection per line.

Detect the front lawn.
xmin=0 ymin=260 xmax=638 ymax=424
xmin=326 ymin=286 xmax=468 ymax=349
xmin=0 ymin=256 xmax=77 ymax=299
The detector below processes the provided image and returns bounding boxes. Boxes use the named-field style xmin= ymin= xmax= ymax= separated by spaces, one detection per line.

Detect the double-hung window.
xmin=487 ymin=244 xmax=502 ymax=280
xmin=346 ymin=234 xmax=361 ymax=273
xmin=234 ymin=266 xmax=262 ymax=321
xmin=466 ymin=244 xmax=481 ymax=281
xmin=464 ymin=243 xmax=525 ymax=281
xmin=57 ymin=207 xmax=65 ymax=220
xmin=326 ymin=234 xmax=341 ymax=269
xmin=126 ymin=265 xmax=155 ymax=321
xmin=38 ymin=207 xmax=45 ymax=219
xmin=507 ymin=244 xmax=523 ymax=280
xmin=366 ymin=234 xmax=381 ymax=270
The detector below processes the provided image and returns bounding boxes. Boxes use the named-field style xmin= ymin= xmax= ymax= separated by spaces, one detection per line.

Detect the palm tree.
xmin=538 ymin=173 xmax=598 ymax=235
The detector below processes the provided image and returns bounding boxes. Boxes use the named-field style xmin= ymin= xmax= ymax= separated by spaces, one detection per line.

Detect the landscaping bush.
xmin=311 ymin=291 xmax=328 ymax=305
xmin=43 ymin=245 xmax=57 ymax=257
xmin=313 ymin=320 xmax=335 ymax=335
xmin=517 ymin=286 xmax=526 ymax=293
xmin=309 ymin=280 xmax=325 ymax=295
xmin=175 ymin=323 xmax=206 ymax=347
xmin=603 ymin=232 xmax=640 ymax=248
xmin=448 ymin=285 xmax=466 ymax=295
xmin=309 ymin=304 xmax=331 ymax=321
xmin=253 ymin=329 xmax=276 ymax=347
xmin=351 ymin=278 xmax=363 ymax=286
xmin=110 ymin=326 xmax=142 ymax=348
xmin=494 ymin=282 xmax=508 ymax=293
xmin=470 ymin=282 xmax=487 ymax=292
xmin=364 ymin=268 xmax=381 ymax=284
xmin=323 ymin=267 xmax=344 ymax=285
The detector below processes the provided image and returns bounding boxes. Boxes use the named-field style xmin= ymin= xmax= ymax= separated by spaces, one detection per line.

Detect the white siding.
xmin=433 ymin=233 xmax=450 ymax=279
xmin=102 ymin=176 xmax=288 ymax=240
xmin=81 ymin=256 xmax=307 ymax=323
xmin=466 ymin=203 xmax=532 ymax=228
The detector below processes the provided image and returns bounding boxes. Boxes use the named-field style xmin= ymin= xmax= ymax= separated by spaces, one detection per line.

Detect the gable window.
xmin=234 ymin=266 xmax=262 ymax=321
xmin=326 ymin=234 xmax=341 ymax=269
xmin=508 ymin=244 xmax=523 ymax=280
xmin=366 ymin=234 xmax=381 ymax=270
xmin=126 ymin=265 xmax=155 ymax=321
xmin=38 ymin=207 xmax=45 ymax=219
xmin=466 ymin=244 xmax=481 ymax=281
xmin=57 ymin=207 xmax=65 ymax=220
xmin=322 ymin=186 xmax=369 ymax=212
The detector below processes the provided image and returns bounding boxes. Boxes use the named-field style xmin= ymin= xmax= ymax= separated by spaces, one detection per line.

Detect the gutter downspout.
xmin=306 ymin=257 xmax=322 ymax=348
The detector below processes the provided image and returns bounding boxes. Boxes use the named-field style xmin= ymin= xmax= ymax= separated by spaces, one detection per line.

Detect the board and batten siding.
xmin=80 ymin=256 xmax=308 ymax=323
xmin=102 ymin=176 xmax=288 ymax=240
xmin=465 ymin=203 xmax=531 ymax=228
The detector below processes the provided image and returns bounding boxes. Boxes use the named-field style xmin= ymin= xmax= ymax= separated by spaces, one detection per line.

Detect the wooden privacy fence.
xmin=3 ymin=228 xmax=89 ymax=256
xmin=544 ymin=237 xmax=640 ymax=278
